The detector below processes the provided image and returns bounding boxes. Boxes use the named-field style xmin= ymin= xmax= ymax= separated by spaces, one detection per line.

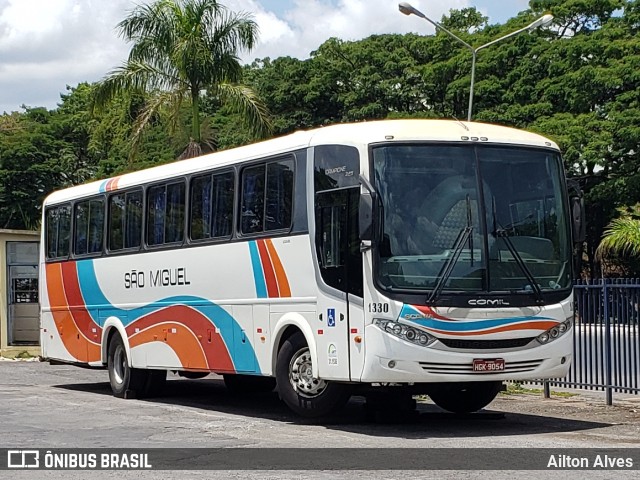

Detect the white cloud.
xmin=0 ymin=0 xmax=131 ymax=113
xmin=231 ymin=0 xmax=466 ymax=61
xmin=0 ymin=0 xmax=475 ymax=113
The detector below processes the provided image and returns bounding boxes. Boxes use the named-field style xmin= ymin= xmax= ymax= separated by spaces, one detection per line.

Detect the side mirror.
xmin=359 ymin=191 xmax=374 ymax=241
xmin=571 ymin=196 xmax=586 ymax=244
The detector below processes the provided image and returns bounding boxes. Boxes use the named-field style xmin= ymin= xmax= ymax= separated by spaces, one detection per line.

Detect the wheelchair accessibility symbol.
xmin=327 ymin=308 xmax=336 ymax=327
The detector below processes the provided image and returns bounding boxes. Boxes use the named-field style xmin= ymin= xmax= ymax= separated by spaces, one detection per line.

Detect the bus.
xmin=40 ymin=119 xmax=576 ymax=417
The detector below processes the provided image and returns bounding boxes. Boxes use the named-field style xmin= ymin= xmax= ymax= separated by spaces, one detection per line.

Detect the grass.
xmin=502 ymin=381 xmax=577 ymax=398
xmin=15 ymin=351 xmax=36 ymax=359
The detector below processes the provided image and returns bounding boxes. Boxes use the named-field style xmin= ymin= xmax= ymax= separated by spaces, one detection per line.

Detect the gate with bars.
xmin=538 ymin=279 xmax=640 ymax=404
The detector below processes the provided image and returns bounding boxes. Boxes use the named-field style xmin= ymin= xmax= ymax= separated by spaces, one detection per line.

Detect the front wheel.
xmin=429 ymin=381 xmax=502 ymax=413
xmin=276 ymin=332 xmax=350 ymax=418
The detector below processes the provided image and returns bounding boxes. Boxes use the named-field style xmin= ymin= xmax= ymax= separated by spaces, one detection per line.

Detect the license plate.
xmin=473 ymin=358 xmax=505 ymax=372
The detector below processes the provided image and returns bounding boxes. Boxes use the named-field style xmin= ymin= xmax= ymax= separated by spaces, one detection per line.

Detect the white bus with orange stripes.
xmin=40 ymin=119 xmax=576 ymax=417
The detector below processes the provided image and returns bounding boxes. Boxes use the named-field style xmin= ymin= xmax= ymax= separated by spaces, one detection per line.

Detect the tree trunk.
xmin=178 ymin=139 xmax=202 ymax=160
xmin=191 ymin=90 xmax=201 ymax=142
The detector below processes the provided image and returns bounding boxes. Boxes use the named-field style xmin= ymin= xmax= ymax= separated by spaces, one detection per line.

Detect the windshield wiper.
xmin=490 ymin=196 xmax=544 ymax=303
xmin=428 ymin=194 xmax=475 ymax=305
xmin=427 ymin=226 xmax=473 ymax=305
xmin=494 ymin=228 xmax=544 ymax=304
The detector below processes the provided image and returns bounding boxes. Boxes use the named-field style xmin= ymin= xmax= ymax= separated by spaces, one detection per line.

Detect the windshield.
xmin=373 ymin=144 xmax=571 ymax=296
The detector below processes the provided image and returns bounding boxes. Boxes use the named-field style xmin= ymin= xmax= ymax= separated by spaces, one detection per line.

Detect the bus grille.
xmin=438 ymin=337 xmax=535 ymax=350
xmin=419 ymin=359 xmax=544 ymax=375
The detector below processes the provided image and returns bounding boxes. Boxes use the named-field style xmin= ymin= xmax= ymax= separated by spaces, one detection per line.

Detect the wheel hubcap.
xmin=289 ymin=347 xmax=327 ymax=398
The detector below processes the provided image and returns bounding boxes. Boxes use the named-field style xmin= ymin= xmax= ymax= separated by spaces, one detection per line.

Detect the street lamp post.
xmin=398 ymin=2 xmax=553 ymax=121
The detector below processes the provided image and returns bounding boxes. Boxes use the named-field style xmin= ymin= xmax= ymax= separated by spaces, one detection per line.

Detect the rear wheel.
xmin=429 ymin=381 xmax=502 ymax=413
xmin=107 ymin=334 xmax=147 ymax=398
xmin=276 ymin=332 xmax=350 ymax=417
xmin=107 ymin=334 xmax=166 ymax=398
xmin=223 ymin=374 xmax=276 ymax=394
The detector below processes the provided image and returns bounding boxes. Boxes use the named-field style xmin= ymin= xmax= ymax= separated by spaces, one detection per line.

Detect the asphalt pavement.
xmin=1 ymin=359 xmax=639 ymax=479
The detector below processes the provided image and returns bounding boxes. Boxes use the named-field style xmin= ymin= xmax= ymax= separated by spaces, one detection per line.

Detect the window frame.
xmin=145 ymin=179 xmax=187 ymax=248
xmin=238 ymin=155 xmax=296 ymax=238
xmin=72 ymin=196 xmax=106 ymax=258
xmin=188 ymin=169 xmax=236 ymax=244
xmin=107 ymin=188 xmax=144 ymax=254
xmin=45 ymin=203 xmax=72 ymax=262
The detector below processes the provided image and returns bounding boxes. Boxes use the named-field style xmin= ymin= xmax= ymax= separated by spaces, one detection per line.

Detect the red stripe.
xmin=126 ymin=305 xmax=234 ymax=372
xmin=46 ymin=263 xmax=101 ymax=362
xmin=413 ymin=305 xmax=450 ymax=320
xmin=257 ymin=239 xmax=279 ymax=297
xmin=427 ymin=321 xmax=557 ymax=337
xmin=60 ymin=262 xmax=103 ymax=340
xmin=265 ymin=239 xmax=291 ymax=297
xmin=106 ymin=177 xmax=120 ymax=192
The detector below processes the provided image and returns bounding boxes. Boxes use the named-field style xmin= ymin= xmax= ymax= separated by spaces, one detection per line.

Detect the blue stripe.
xmin=75 ymin=260 xmax=260 ymax=373
xmin=399 ymin=305 xmax=554 ymax=331
xmin=98 ymin=180 xmax=109 ymax=193
xmin=248 ymin=241 xmax=267 ymax=298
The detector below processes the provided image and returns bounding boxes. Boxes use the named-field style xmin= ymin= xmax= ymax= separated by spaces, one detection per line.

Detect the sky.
xmin=0 ymin=0 xmax=530 ymax=114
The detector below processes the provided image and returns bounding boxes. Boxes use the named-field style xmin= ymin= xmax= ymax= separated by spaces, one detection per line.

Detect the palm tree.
xmin=596 ymin=205 xmax=640 ymax=260
xmin=93 ymin=0 xmax=271 ymax=158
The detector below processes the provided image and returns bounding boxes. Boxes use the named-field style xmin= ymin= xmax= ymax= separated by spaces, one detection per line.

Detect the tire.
xmin=223 ymin=374 xmax=277 ymax=394
xmin=107 ymin=334 xmax=149 ymax=398
xmin=276 ymin=332 xmax=350 ymax=418
xmin=429 ymin=381 xmax=502 ymax=413
xmin=144 ymin=370 xmax=167 ymax=397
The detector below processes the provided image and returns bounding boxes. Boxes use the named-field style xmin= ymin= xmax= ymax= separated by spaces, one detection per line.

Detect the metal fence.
xmin=539 ymin=279 xmax=640 ymax=404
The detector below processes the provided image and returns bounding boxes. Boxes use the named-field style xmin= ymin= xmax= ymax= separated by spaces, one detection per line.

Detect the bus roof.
xmin=43 ymin=119 xmax=559 ymax=206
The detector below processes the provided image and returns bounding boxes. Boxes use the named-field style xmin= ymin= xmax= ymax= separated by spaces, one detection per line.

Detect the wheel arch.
xmin=101 ymin=318 xmax=131 ymax=366
xmin=271 ymin=312 xmax=319 ymax=377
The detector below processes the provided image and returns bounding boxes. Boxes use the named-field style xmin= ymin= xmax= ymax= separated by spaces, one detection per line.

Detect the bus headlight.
xmin=536 ymin=319 xmax=572 ymax=345
xmin=373 ymin=319 xmax=436 ymax=347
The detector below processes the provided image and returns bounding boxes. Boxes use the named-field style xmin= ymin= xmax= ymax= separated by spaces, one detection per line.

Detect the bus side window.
xmin=146 ymin=182 xmax=185 ymax=246
xmin=265 ymin=159 xmax=294 ymax=231
xmin=319 ymin=205 xmax=344 ymax=269
xmin=125 ymin=191 xmax=143 ymax=249
xmin=241 ymin=165 xmax=265 ymax=234
xmin=45 ymin=204 xmax=71 ymax=260
xmin=109 ymin=190 xmax=142 ymax=251
xmin=190 ymin=171 xmax=234 ymax=240
xmin=240 ymin=157 xmax=295 ymax=236
xmin=74 ymin=198 xmax=104 ymax=256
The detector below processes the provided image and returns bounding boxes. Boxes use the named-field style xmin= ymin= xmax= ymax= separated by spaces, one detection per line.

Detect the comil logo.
xmin=8 ymin=450 xmax=40 ymax=468
xmin=468 ymin=299 xmax=510 ymax=306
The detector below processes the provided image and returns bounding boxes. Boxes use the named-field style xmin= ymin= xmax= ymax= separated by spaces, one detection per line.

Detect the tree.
xmin=440 ymin=7 xmax=488 ymax=32
xmin=93 ymin=0 xmax=271 ymax=157
xmin=0 ymin=108 xmax=67 ymax=229
xmin=530 ymin=0 xmax=625 ymax=36
xmin=597 ymin=205 xmax=640 ymax=257
xmin=596 ymin=205 xmax=640 ymax=275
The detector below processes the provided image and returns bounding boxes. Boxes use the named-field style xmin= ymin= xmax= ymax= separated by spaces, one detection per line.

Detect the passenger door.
xmin=314 ymin=187 xmax=363 ymax=380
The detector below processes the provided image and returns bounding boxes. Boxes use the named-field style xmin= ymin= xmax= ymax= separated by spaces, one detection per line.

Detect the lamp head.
xmin=527 ymin=13 xmax=554 ymax=30
xmin=398 ymin=2 xmax=413 ymax=16
xmin=398 ymin=2 xmax=426 ymax=19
